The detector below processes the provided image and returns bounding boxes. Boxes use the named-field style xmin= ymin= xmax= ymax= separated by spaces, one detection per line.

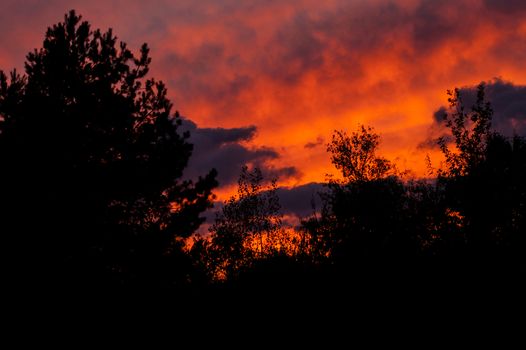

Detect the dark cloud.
xmin=421 ymin=79 xmax=526 ymax=149
xmin=440 ymin=79 xmax=526 ymax=137
xmin=175 ymin=43 xmax=225 ymax=77
xmin=484 ymin=0 xmax=526 ymax=13
xmin=412 ymin=1 xmax=476 ymax=54
xmin=304 ymin=136 xmax=324 ymax=149
xmin=264 ymin=166 xmax=301 ymax=181
xmin=153 ymin=0 xmax=522 ymax=119
xmin=199 ymin=182 xmax=324 ymax=234
xmin=181 ymin=118 xmax=257 ymax=146
xmin=276 ymin=182 xmax=325 ymax=219
xmin=417 ymin=133 xmax=452 ymax=151
xmin=162 ymin=42 xmax=255 ymax=106
xmin=433 ymin=106 xmax=448 ymax=124
xmin=483 ymin=79 xmax=526 ymax=136
xmin=417 ymin=137 xmax=439 ymax=151
xmin=254 ymin=2 xmax=412 ymax=88
xmin=264 ymin=12 xmax=327 ymax=84
xmin=205 ymin=182 xmax=325 ymax=230
xmin=180 ymin=118 xmax=300 ymax=187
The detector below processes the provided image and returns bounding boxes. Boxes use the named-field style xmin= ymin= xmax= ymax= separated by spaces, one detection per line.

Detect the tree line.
xmin=1 ymin=11 xmax=524 ymax=292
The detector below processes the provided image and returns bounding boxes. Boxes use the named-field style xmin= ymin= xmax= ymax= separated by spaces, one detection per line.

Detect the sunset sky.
xmin=2 ymin=0 xmax=526 ymax=217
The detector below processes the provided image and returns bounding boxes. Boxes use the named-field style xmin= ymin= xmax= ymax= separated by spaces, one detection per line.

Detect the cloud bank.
xmin=2 ymin=0 xmax=526 ymax=187
xmin=421 ymin=79 xmax=526 ymax=150
xmin=180 ymin=118 xmax=300 ymax=191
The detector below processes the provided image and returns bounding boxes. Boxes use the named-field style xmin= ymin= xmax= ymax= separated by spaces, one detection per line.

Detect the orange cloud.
xmin=2 ymin=0 xmax=526 ymax=197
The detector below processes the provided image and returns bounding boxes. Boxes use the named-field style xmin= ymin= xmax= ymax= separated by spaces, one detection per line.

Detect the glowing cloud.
xmin=2 ymin=0 xmax=526 ymax=196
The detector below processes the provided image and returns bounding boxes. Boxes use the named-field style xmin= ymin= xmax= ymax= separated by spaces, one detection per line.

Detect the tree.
xmin=327 ymin=125 xmax=392 ymax=183
xmin=0 ymin=11 xmax=217 ymax=288
xmin=438 ymin=83 xmax=493 ymax=177
xmin=437 ymin=83 xmax=526 ymax=265
xmin=201 ymin=166 xmax=283 ymax=280
xmin=303 ymin=126 xmax=414 ymax=271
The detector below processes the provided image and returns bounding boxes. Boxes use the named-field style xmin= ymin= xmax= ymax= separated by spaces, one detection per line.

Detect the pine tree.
xmin=0 ymin=11 xmax=217 ymax=288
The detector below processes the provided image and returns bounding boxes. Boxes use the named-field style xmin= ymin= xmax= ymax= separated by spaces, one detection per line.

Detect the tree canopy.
xmin=437 ymin=83 xmax=526 ymax=261
xmin=327 ymin=125 xmax=392 ymax=183
xmin=0 ymin=10 xmax=217 ymax=288
xmin=194 ymin=166 xmax=285 ymax=280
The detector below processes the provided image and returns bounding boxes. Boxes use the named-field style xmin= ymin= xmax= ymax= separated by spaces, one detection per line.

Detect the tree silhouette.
xmin=302 ymin=126 xmax=415 ymax=278
xmin=0 ymin=11 xmax=217 ymax=288
xmin=2 ymin=11 xmax=523 ymax=296
xmin=327 ymin=125 xmax=392 ymax=183
xmin=196 ymin=166 xmax=284 ymax=280
xmin=437 ymin=83 xmax=526 ymax=268
xmin=438 ymin=84 xmax=493 ymax=177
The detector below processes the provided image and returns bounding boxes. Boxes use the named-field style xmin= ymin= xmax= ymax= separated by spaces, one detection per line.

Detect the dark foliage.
xmin=302 ymin=99 xmax=525 ymax=287
xmin=192 ymin=166 xmax=288 ymax=281
xmin=437 ymin=84 xmax=526 ymax=268
xmin=0 ymin=11 xmax=217 ymax=289
xmin=303 ymin=127 xmax=421 ymax=280
xmin=1 ymin=11 xmax=524 ymax=301
xmin=195 ymin=85 xmax=525 ymax=293
xmin=327 ymin=125 xmax=392 ymax=182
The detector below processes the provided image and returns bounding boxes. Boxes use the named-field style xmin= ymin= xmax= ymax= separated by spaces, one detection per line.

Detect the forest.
xmin=1 ymin=12 xmax=524 ymax=301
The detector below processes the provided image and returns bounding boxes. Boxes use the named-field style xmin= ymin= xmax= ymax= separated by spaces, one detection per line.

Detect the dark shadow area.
xmin=0 ymin=11 xmax=217 ymax=292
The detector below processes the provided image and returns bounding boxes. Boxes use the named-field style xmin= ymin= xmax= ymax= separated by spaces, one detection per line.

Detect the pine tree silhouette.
xmin=0 ymin=11 xmax=217 ymax=289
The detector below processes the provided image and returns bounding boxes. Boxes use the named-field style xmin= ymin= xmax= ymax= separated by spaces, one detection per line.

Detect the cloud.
xmin=427 ymin=79 xmax=526 ymax=139
xmin=432 ymin=107 xmax=448 ymax=124
xmin=2 ymin=0 xmax=526 ymax=183
xmin=420 ymin=78 xmax=526 ymax=151
xmin=304 ymin=136 xmax=324 ymax=149
xmin=484 ymin=0 xmax=526 ymax=13
xmin=197 ymin=181 xmax=324 ymax=235
xmin=181 ymin=118 xmax=257 ymax=146
xmin=483 ymin=80 xmax=526 ymax=136
xmin=276 ymin=182 xmax=324 ymax=219
xmin=180 ymin=118 xmax=300 ymax=189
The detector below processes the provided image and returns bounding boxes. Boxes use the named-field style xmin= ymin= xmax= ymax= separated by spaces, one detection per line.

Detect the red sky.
xmin=2 ymin=0 xmax=526 ymax=198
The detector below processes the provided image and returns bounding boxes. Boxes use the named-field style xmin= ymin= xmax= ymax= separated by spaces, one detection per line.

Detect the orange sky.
xmin=2 ymin=0 xmax=526 ymax=199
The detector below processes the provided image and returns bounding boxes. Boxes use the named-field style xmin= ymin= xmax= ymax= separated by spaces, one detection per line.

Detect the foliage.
xmin=314 ymin=126 xmax=408 ymax=261
xmin=436 ymin=83 xmax=526 ymax=259
xmin=0 ymin=11 xmax=217 ymax=288
xmin=327 ymin=125 xmax=392 ymax=183
xmin=438 ymin=83 xmax=493 ymax=177
xmin=196 ymin=166 xmax=285 ymax=280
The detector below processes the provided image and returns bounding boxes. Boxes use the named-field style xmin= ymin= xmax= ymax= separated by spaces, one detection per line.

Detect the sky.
xmin=1 ymin=0 xmax=526 ymax=220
